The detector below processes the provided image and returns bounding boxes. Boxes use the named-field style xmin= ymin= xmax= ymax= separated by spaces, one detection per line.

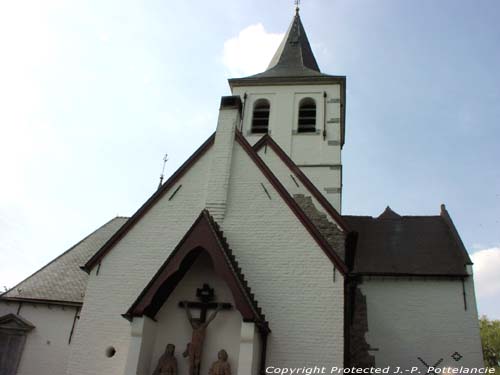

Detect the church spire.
xmin=262 ymin=11 xmax=321 ymax=77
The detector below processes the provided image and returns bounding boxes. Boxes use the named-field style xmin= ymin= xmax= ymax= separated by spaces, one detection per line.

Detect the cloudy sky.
xmin=0 ymin=0 xmax=499 ymax=319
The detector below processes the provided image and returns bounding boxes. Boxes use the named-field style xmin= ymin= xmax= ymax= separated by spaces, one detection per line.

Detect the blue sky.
xmin=0 ymin=0 xmax=498 ymax=318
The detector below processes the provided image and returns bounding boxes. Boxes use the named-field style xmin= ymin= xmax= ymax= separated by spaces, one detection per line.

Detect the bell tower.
xmin=228 ymin=10 xmax=346 ymax=212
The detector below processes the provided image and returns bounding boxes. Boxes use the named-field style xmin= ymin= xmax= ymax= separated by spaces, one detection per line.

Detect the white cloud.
xmin=222 ymin=23 xmax=283 ymax=77
xmin=471 ymin=246 xmax=500 ymax=298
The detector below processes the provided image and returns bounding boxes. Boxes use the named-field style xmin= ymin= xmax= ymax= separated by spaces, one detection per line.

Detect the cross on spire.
xmin=295 ymin=0 xmax=300 ymax=13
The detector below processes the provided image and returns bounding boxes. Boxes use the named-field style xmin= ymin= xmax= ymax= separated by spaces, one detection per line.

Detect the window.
xmin=251 ymin=99 xmax=270 ymax=133
xmin=298 ymin=98 xmax=316 ymax=133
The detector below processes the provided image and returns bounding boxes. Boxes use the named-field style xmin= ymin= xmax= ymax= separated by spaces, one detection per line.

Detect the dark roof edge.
xmin=229 ymin=75 xmax=346 ymax=147
xmin=236 ymin=131 xmax=348 ymax=274
xmin=1 ymin=216 xmax=127 ymax=298
xmin=352 ymin=272 xmax=470 ymax=278
xmin=82 ymin=133 xmax=216 ymax=273
xmin=440 ymin=204 xmax=473 ymax=265
xmin=124 ymin=210 xmax=269 ymax=332
xmin=0 ymin=296 xmax=83 ymax=307
xmin=228 ymin=75 xmax=346 ymax=87
xmin=253 ymin=134 xmax=350 ymax=232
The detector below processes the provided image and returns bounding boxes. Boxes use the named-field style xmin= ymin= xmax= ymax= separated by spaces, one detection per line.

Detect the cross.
xmin=178 ymin=283 xmax=231 ymax=323
xmin=179 ymin=284 xmax=232 ymax=375
xmin=295 ymin=0 xmax=300 ymax=12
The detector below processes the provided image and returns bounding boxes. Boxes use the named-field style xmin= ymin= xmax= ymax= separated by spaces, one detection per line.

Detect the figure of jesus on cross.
xmin=179 ymin=284 xmax=231 ymax=375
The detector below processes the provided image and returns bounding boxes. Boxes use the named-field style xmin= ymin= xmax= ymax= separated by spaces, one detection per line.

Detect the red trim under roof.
xmin=236 ymin=131 xmax=348 ymax=274
xmin=82 ymin=134 xmax=215 ymax=273
xmin=124 ymin=210 xmax=269 ymax=333
xmin=253 ymin=134 xmax=350 ymax=232
xmin=84 ymin=130 xmax=347 ymax=275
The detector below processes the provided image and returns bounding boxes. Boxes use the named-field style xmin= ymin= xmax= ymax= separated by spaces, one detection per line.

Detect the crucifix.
xmin=178 ymin=284 xmax=232 ymax=375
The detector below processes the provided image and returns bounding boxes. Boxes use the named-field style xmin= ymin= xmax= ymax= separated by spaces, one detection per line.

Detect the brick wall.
xmin=222 ymin=141 xmax=345 ymax=368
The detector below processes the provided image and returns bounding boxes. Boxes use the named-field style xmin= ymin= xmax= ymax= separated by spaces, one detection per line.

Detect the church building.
xmin=0 ymin=10 xmax=484 ymax=375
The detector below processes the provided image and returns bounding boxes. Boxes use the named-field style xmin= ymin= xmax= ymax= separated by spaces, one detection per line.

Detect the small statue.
xmin=208 ymin=349 xmax=231 ymax=375
xmin=153 ymin=343 xmax=177 ymax=375
xmin=182 ymin=302 xmax=223 ymax=375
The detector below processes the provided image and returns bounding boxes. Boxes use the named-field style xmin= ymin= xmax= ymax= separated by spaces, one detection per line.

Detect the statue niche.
xmin=179 ymin=283 xmax=231 ymax=375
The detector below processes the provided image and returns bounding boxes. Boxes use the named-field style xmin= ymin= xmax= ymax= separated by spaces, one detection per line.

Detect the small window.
xmin=251 ymin=99 xmax=270 ymax=133
xmin=298 ymin=98 xmax=316 ymax=133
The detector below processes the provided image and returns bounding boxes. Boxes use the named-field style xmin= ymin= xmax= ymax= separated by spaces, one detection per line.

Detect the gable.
xmin=82 ymin=134 xmax=215 ymax=272
xmin=254 ymin=135 xmax=349 ymax=232
xmin=221 ymin=133 xmax=346 ymax=367
xmin=0 ymin=314 xmax=35 ymax=333
xmin=235 ymin=132 xmax=347 ymax=273
xmin=124 ymin=210 xmax=268 ymax=332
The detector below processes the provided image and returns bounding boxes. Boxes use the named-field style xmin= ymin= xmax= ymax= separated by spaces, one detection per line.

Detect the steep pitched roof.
xmin=253 ymin=134 xmax=350 ymax=232
xmin=235 ymin=131 xmax=348 ymax=274
xmin=82 ymin=130 xmax=348 ymax=275
xmin=83 ymin=134 xmax=215 ymax=273
xmin=124 ymin=210 xmax=269 ymax=333
xmin=228 ymin=12 xmax=346 ymax=87
xmin=343 ymin=206 xmax=473 ymax=276
xmin=258 ymin=11 xmax=321 ymax=77
xmin=1 ymin=217 xmax=128 ymax=305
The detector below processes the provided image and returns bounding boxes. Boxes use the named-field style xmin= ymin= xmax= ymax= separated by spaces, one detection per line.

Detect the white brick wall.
xmin=0 ymin=301 xmax=78 ymax=375
xmin=205 ymin=105 xmax=239 ymax=221
xmin=257 ymin=145 xmax=343 ymax=231
xmin=66 ymin=148 xmax=213 ymax=375
xmin=222 ymin=141 xmax=345 ymax=368
xmin=360 ymin=276 xmax=484 ymax=368
xmin=233 ymin=84 xmax=343 ymax=211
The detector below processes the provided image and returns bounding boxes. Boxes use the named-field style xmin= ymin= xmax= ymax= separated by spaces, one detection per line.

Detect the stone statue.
xmin=152 ymin=343 xmax=177 ymax=375
xmin=182 ymin=302 xmax=223 ymax=375
xmin=209 ymin=349 xmax=231 ymax=375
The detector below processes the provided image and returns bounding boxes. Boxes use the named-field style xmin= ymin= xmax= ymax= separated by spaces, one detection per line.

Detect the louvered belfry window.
xmin=251 ymin=99 xmax=270 ymax=133
xmin=298 ymin=98 xmax=316 ymax=133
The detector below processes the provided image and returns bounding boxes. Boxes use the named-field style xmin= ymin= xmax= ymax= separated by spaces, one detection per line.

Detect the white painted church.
xmin=0 ymin=10 xmax=484 ymax=375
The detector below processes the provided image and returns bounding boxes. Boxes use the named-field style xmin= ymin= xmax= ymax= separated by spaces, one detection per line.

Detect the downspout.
xmin=259 ymin=330 xmax=269 ymax=375
xmin=323 ymin=91 xmax=327 ymax=140
xmin=240 ymin=92 xmax=247 ymax=132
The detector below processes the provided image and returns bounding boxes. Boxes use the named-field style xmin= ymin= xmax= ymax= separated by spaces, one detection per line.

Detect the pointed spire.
xmin=245 ymin=11 xmax=325 ymax=79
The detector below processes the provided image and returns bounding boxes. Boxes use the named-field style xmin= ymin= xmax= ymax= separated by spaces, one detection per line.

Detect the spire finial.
xmin=158 ymin=153 xmax=168 ymax=190
xmin=294 ymin=0 xmax=300 ymax=14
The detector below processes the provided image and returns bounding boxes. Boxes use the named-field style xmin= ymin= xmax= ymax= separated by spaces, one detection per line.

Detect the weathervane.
xmin=158 ymin=153 xmax=168 ymax=189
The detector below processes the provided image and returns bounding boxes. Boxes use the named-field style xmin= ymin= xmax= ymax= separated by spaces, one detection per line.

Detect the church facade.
xmin=0 ymin=11 xmax=484 ymax=375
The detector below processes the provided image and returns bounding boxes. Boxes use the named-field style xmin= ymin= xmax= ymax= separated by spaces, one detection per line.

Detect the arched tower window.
xmin=298 ymin=98 xmax=316 ymax=133
xmin=251 ymin=99 xmax=270 ymax=133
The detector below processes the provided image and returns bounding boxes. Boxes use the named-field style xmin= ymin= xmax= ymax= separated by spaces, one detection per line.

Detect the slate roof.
xmin=343 ymin=206 xmax=473 ymax=276
xmin=1 ymin=217 xmax=128 ymax=304
xmin=250 ymin=11 xmax=323 ymax=78
xmin=228 ymin=11 xmax=345 ymax=86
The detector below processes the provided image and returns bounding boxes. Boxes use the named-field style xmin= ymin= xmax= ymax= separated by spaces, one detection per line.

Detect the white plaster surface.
xmin=360 ymin=276 xmax=484 ymax=368
xmin=0 ymin=301 xmax=78 ymax=375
